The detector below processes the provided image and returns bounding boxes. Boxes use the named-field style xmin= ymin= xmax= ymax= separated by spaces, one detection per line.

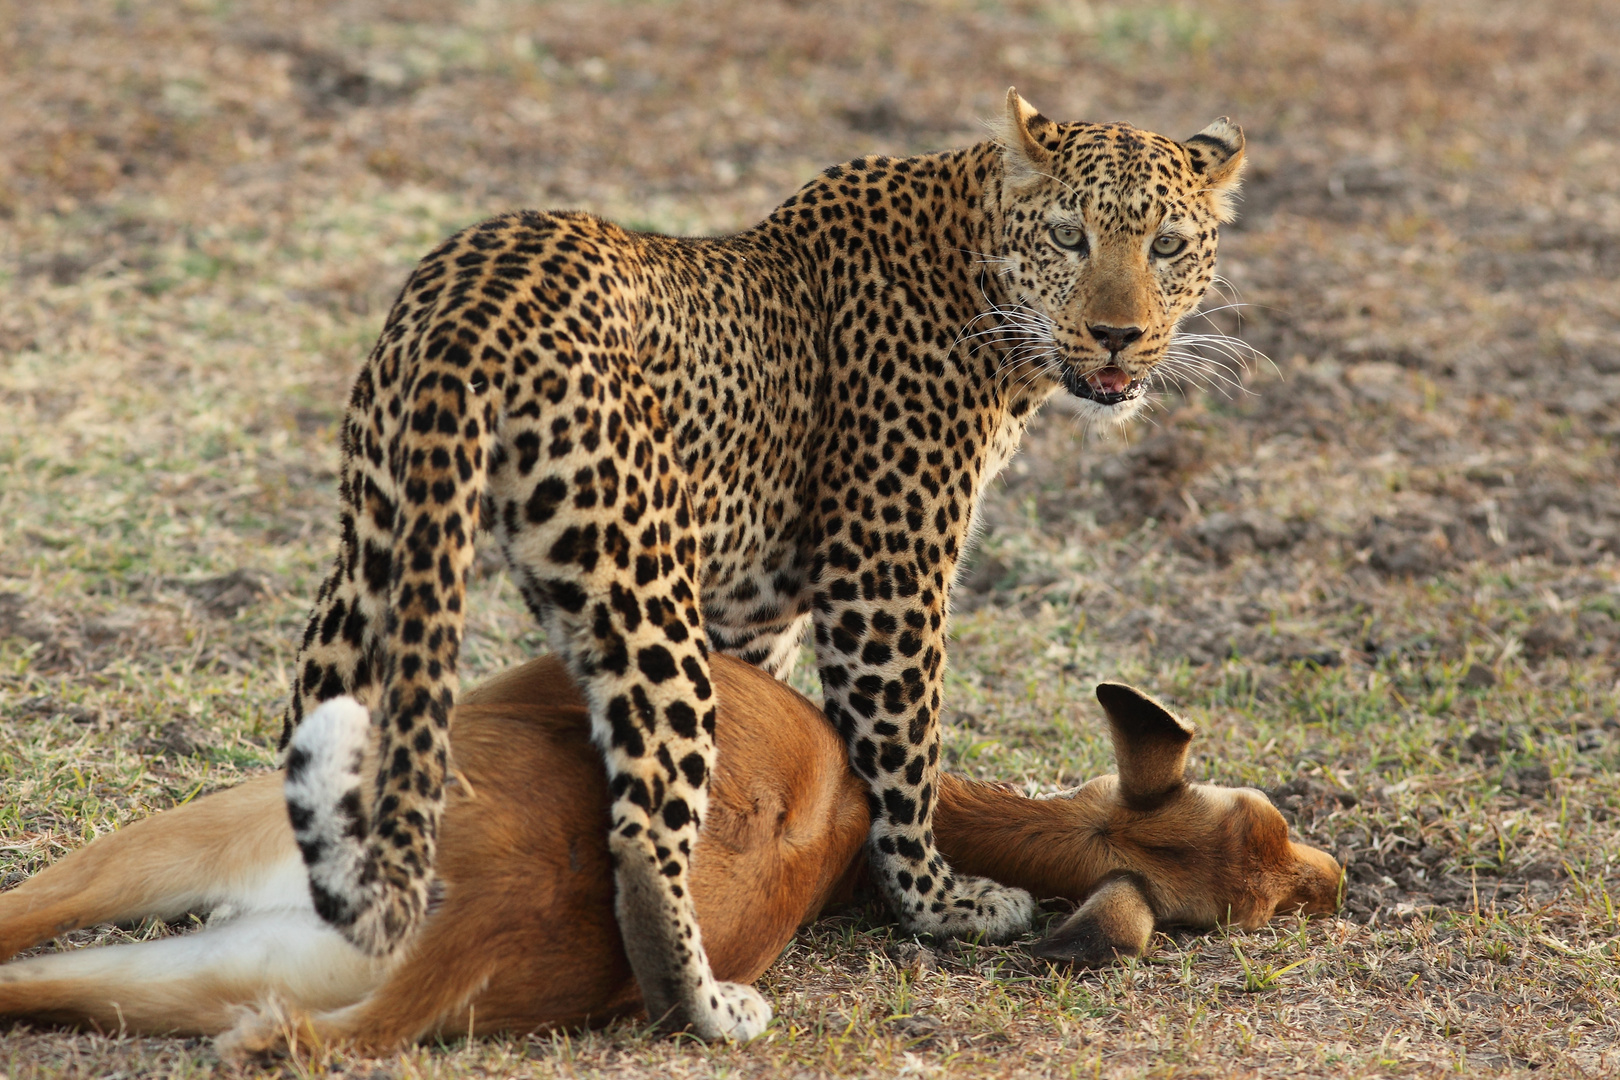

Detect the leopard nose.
xmin=1087 ymin=324 xmax=1143 ymax=354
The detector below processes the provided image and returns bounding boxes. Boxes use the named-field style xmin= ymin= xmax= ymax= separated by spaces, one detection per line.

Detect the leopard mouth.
xmin=1061 ymin=365 xmax=1147 ymax=406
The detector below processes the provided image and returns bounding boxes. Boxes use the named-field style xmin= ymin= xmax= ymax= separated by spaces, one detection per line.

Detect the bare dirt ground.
xmin=2 ymin=1 xmax=1618 ymax=1077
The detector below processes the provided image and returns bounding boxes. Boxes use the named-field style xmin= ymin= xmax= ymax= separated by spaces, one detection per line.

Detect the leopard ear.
xmin=1095 ymin=683 xmax=1195 ymax=809
xmin=1184 ymin=117 xmax=1246 ymax=222
xmin=994 ymin=87 xmax=1054 ymax=188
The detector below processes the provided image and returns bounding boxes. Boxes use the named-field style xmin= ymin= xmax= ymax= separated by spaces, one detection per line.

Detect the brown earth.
xmin=1 ymin=1 xmax=1618 ymax=1078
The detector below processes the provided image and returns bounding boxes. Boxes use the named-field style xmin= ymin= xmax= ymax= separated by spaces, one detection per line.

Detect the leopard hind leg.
xmin=280 ymin=226 xmax=503 ymax=957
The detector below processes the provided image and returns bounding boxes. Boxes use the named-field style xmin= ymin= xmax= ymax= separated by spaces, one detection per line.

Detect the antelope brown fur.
xmin=0 ymin=657 xmax=1339 ymax=1050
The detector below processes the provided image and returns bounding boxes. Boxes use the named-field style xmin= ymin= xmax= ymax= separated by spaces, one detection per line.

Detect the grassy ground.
xmin=2 ymin=0 xmax=1618 ymax=1076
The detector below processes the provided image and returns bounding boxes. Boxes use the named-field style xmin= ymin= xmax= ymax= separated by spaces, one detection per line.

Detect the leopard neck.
xmin=754 ymin=140 xmax=1056 ymax=422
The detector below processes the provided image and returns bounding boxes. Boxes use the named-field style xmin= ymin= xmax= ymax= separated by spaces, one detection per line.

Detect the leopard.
xmin=278 ymin=88 xmax=1247 ymax=1040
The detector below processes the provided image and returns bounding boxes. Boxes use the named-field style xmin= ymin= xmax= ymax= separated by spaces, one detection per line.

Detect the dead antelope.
xmin=0 ymin=656 xmax=1340 ymax=1051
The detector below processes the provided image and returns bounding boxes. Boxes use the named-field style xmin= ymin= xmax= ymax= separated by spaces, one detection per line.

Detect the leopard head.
xmin=990 ymin=88 xmax=1245 ymax=421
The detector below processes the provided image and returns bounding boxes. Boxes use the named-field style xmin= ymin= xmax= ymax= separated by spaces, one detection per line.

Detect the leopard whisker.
xmin=1172 ymin=327 xmax=1273 ymax=379
xmin=1156 ymin=352 xmax=1248 ymax=398
xmin=971 ymin=325 xmax=1050 ymax=362
xmin=997 ymin=345 xmax=1061 ymax=394
xmin=1206 ymin=275 xmax=1244 ymax=315
xmin=1189 ymin=301 xmax=1252 ymax=322
xmin=995 ymin=349 xmax=1053 ymax=389
xmin=1172 ymin=336 xmax=1267 ymax=378
xmin=953 ymin=246 xmax=1019 ymax=279
xmin=1011 ymin=354 xmax=1064 ymax=399
xmin=1160 ymin=347 xmax=1246 ymax=383
xmin=1165 ymin=341 xmax=1253 ymax=375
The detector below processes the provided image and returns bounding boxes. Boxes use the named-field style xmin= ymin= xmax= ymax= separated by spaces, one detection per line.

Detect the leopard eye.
xmin=1151 ymin=234 xmax=1188 ymax=258
xmin=1050 ymin=225 xmax=1086 ymax=253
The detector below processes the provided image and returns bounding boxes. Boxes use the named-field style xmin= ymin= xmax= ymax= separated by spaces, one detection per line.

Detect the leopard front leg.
xmin=812 ymin=546 xmax=1034 ymax=944
xmin=489 ymin=360 xmax=767 ymax=1041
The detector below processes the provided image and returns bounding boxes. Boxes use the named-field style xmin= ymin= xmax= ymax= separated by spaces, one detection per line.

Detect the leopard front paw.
xmin=688 ymin=981 xmax=772 ymax=1041
xmin=900 ymin=875 xmax=1035 ymax=943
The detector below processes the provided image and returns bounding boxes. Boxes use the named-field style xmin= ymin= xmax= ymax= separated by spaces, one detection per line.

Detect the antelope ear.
xmin=1183 ymin=117 xmax=1246 ymax=222
xmin=1095 ymin=682 xmax=1195 ymax=809
xmin=994 ymin=87 xmax=1054 ymax=188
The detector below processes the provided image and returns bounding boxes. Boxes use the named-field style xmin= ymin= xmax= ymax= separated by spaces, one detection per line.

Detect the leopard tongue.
xmin=1086 ymin=366 xmax=1132 ymax=395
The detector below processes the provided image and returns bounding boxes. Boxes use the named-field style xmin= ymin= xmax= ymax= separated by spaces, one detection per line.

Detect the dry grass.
xmin=2 ymin=1 xmax=1618 ymax=1077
